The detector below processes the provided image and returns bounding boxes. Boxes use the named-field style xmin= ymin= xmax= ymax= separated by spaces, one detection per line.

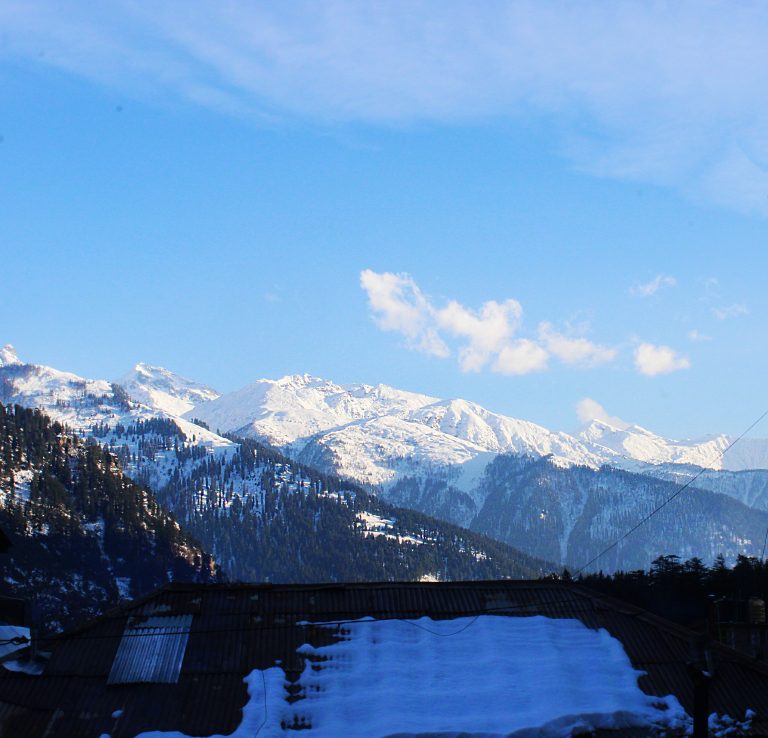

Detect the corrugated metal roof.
xmin=107 ymin=614 xmax=192 ymax=685
xmin=2 ymin=580 xmax=768 ymax=736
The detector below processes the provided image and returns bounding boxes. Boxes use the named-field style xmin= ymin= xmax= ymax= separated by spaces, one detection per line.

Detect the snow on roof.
xmin=0 ymin=624 xmax=30 ymax=660
xmin=134 ymin=615 xmax=689 ymax=737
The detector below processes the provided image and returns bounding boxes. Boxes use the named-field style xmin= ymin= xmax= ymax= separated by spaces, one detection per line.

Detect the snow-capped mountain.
xmin=6 ymin=345 xmax=768 ymax=506
xmin=117 ymin=362 xmax=220 ymax=416
xmin=577 ymin=419 xmax=730 ymax=469
xmin=0 ymin=403 xmax=218 ymax=633
xmin=188 ymin=374 xmax=768 ymax=492
xmin=5 ymin=344 xmax=768 ymax=571
xmin=187 ymin=373 xmax=437 ymax=445
xmin=187 ymin=375 xmax=606 ymax=488
xmin=577 ymin=418 xmax=768 ymax=473
xmin=0 ymin=344 xmax=21 ymax=367
xmin=0 ymin=349 xmax=235 ymax=492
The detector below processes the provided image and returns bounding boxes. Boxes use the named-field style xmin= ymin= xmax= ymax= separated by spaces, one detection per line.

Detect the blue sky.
xmin=1 ymin=1 xmax=766 ymax=438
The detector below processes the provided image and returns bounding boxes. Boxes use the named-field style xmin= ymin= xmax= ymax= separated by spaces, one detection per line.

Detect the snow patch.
xmin=134 ymin=615 xmax=689 ymax=738
xmin=0 ymin=625 xmax=30 ymax=660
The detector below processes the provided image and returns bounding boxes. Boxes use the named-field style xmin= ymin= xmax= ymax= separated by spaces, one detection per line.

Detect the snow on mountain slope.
xmin=576 ymin=419 xmax=768 ymax=471
xmin=0 ymin=360 xmax=119 ymax=430
xmin=117 ymin=362 xmax=220 ymax=416
xmin=6 ymin=344 xmax=768 ymax=514
xmin=0 ymin=344 xmax=21 ymax=367
xmin=411 ymin=399 xmax=603 ymax=466
xmin=631 ymin=464 xmax=768 ymax=513
xmin=0 ymin=352 xmax=237 ymax=492
xmin=190 ymin=376 xmax=606 ymax=490
xmin=189 ymin=371 xmax=768 ymax=502
xmin=187 ymin=374 xmax=438 ymax=444
xmin=297 ymin=414 xmax=491 ymax=487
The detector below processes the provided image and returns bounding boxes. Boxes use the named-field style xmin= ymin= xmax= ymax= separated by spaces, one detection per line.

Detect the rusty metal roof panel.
xmin=107 ymin=615 xmax=192 ymax=685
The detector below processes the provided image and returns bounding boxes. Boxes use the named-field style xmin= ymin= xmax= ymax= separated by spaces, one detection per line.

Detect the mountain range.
xmin=3 ymin=342 xmax=768 ymax=573
xmin=0 ymin=346 xmax=553 ymax=635
xmin=184 ymin=371 xmax=768 ymax=484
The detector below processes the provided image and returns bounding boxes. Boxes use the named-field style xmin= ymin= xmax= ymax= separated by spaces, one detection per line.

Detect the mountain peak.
xmin=0 ymin=344 xmax=21 ymax=367
xmin=274 ymin=373 xmax=332 ymax=389
xmin=116 ymin=363 xmax=220 ymax=417
xmin=133 ymin=361 xmax=157 ymax=375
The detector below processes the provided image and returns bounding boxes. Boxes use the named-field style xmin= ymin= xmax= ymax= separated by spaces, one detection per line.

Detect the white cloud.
xmin=575 ymin=398 xmax=629 ymax=430
xmin=538 ymin=322 xmax=617 ymax=367
xmin=687 ymin=329 xmax=711 ymax=342
xmin=362 ymin=270 xmax=692 ymax=379
xmin=634 ymin=343 xmax=691 ymax=377
xmin=361 ymin=269 xmax=549 ymax=375
xmin=493 ymin=340 xmax=549 ymax=376
xmin=359 ymin=270 xmax=449 ymax=358
xmin=712 ymin=303 xmax=749 ymax=320
xmin=3 ymin=2 xmax=768 ymax=213
xmin=630 ymin=274 xmax=677 ymax=297
xmin=436 ymin=299 xmax=522 ymax=372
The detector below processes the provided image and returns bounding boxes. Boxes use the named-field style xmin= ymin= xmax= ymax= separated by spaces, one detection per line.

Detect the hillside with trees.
xmin=0 ymin=404 xmax=218 ymax=633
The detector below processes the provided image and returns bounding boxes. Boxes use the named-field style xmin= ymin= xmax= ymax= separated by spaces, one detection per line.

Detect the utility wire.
xmin=574 ymin=407 xmax=768 ymax=576
xmin=0 ymin=636 xmax=28 ymax=647
xmin=253 ymin=668 xmax=268 ymax=738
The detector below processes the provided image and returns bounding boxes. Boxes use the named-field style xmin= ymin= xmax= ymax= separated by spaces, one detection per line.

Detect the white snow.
xmin=577 ymin=420 xmax=737 ymax=470
xmin=0 ymin=352 xmax=238 ymax=496
xmin=0 ymin=344 xmax=21 ymax=367
xmin=116 ymin=363 xmax=220 ymax=417
xmin=708 ymin=711 xmax=755 ymax=737
xmin=134 ymin=615 xmax=689 ymax=738
xmin=6 ymin=347 xmax=768 ymax=506
xmin=355 ymin=511 xmax=395 ymax=529
xmin=187 ymin=377 xmax=606 ymax=488
xmin=418 ymin=573 xmax=440 ymax=582
xmin=0 ymin=468 xmax=33 ymax=505
xmin=187 ymin=371 xmax=768 ymax=496
xmin=356 ymin=511 xmax=426 ymax=545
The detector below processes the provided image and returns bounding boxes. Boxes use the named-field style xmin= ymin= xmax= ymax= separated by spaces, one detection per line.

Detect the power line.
xmin=0 ymin=636 xmax=28 ymax=647
xmin=574 ymin=407 xmax=768 ymax=576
